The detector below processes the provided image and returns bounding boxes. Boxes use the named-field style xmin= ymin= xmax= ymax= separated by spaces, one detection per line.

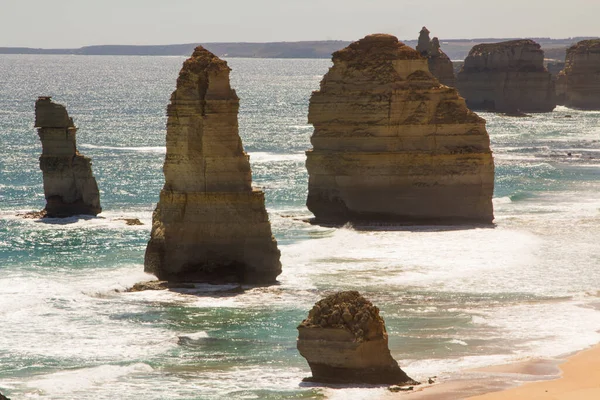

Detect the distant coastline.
xmin=0 ymin=37 xmax=597 ymax=60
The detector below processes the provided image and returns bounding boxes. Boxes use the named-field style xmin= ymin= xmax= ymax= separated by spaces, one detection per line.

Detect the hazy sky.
xmin=2 ymin=0 xmax=598 ymax=48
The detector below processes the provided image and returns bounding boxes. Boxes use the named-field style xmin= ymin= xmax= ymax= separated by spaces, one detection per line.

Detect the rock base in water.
xmin=297 ymin=291 xmax=418 ymax=385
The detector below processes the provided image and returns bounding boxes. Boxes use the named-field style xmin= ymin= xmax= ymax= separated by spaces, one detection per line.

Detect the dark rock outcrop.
xmin=456 ymin=39 xmax=556 ymax=112
xmin=144 ymin=47 xmax=281 ymax=284
xmin=416 ymin=27 xmax=456 ymax=87
xmin=306 ymin=34 xmax=494 ymax=224
xmin=34 ymin=97 xmax=101 ymax=217
xmin=556 ymin=40 xmax=600 ymax=109
xmin=297 ymin=291 xmax=418 ymax=385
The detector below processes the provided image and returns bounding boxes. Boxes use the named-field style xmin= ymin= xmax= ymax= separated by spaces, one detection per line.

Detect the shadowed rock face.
xmin=297 ymin=291 xmax=418 ymax=385
xmin=556 ymin=39 xmax=600 ymax=109
xmin=144 ymin=46 xmax=281 ymax=284
xmin=306 ymin=34 xmax=494 ymax=224
xmin=34 ymin=97 xmax=101 ymax=217
xmin=456 ymin=39 xmax=556 ymax=112
xmin=416 ymin=26 xmax=456 ymax=87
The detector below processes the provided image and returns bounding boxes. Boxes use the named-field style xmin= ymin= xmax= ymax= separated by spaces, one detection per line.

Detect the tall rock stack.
xmin=416 ymin=27 xmax=456 ymax=87
xmin=144 ymin=47 xmax=281 ymax=284
xmin=556 ymin=39 xmax=600 ymax=109
xmin=34 ymin=97 xmax=102 ymax=217
xmin=306 ymin=34 xmax=494 ymax=224
xmin=456 ymin=39 xmax=556 ymax=112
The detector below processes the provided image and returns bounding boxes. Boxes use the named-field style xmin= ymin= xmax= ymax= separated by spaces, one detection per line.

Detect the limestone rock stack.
xmin=456 ymin=39 xmax=556 ymax=112
xmin=556 ymin=39 xmax=600 ymax=109
xmin=297 ymin=291 xmax=418 ymax=385
xmin=306 ymin=34 xmax=494 ymax=224
xmin=144 ymin=47 xmax=281 ymax=284
xmin=34 ymin=97 xmax=101 ymax=217
xmin=416 ymin=27 xmax=456 ymax=87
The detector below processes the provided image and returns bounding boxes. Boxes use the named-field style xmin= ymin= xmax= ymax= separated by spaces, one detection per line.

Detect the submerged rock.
xmin=297 ymin=291 xmax=418 ymax=385
xmin=556 ymin=39 xmax=600 ymax=109
xmin=34 ymin=97 xmax=102 ymax=217
xmin=306 ymin=34 xmax=494 ymax=224
xmin=456 ymin=39 xmax=556 ymax=112
xmin=144 ymin=47 xmax=281 ymax=284
xmin=416 ymin=27 xmax=456 ymax=87
xmin=0 ymin=391 xmax=10 ymax=400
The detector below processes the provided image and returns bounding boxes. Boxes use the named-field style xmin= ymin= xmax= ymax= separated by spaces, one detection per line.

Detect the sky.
xmin=1 ymin=0 xmax=599 ymax=48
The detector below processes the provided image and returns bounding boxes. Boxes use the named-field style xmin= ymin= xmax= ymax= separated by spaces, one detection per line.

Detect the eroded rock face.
xmin=456 ymin=39 xmax=556 ymax=112
xmin=556 ymin=40 xmax=600 ymax=109
xmin=306 ymin=34 xmax=494 ymax=224
xmin=297 ymin=291 xmax=418 ymax=385
xmin=144 ymin=47 xmax=281 ymax=284
xmin=35 ymin=97 xmax=101 ymax=217
xmin=416 ymin=27 xmax=456 ymax=87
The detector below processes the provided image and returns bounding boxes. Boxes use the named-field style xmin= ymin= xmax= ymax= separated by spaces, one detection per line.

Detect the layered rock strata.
xmin=456 ymin=39 xmax=556 ymax=112
xmin=556 ymin=40 xmax=600 ymax=109
xmin=416 ymin=27 xmax=456 ymax=87
xmin=35 ymin=97 xmax=101 ymax=217
xmin=144 ymin=47 xmax=281 ymax=284
xmin=297 ymin=291 xmax=418 ymax=385
xmin=306 ymin=34 xmax=494 ymax=224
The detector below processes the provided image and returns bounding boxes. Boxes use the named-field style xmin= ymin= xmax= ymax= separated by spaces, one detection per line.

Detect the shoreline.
xmin=385 ymin=343 xmax=600 ymax=399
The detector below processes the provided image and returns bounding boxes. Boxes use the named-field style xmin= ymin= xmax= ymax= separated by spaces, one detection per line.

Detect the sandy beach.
xmin=385 ymin=343 xmax=600 ymax=399
xmin=467 ymin=343 xmax=600 ymax=400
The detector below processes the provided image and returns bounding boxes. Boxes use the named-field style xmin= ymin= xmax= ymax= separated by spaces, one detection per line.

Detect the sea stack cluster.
xmin=456 ymin=39 xmax=556 ymax=112
xmin=297 ymin=291 xmax=418 ymax=385
xmin=416 ymin=27 xmax=456 ymax=87
xmin=144 ymin=46 xmax=281 ymax=284
xmin=306 ymin=34 xmax=494 ymax=224
xmin=556 ymin=39 xmax=600 ymax=109
xmin=34 ymin=97 xmax=102 ymax=217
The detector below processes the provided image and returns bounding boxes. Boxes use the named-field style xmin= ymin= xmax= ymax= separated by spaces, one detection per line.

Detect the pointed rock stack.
xmin=556 ymin=39 xmax=600 ymax=110
xmin=144 ymin=47 xmax=281 ymax=284
xmin=297 ymin=291 xmax=418 ymax=385
xmin=306 ymin=34 xmax=494 ymax=224
xmin=416 ymin=27 xmax=456 ymax=87
xmin=456 ymin=39 xmax=556 ymax=112
xmin=34 ymin=97 xmax=101 ymax=217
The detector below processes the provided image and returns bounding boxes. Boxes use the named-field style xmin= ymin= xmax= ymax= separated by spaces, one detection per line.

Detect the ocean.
xmin=1 ymin=54 xmax=599 ymax=399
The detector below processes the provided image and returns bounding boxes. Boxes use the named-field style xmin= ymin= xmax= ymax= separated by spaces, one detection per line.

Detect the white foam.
xmin=248 ymin=151 xmax=305 ymax=163
xmin=79 ymin=144 xmax=166 ymax=153
xmin=26 ymin=363 xmax=153 ymax=395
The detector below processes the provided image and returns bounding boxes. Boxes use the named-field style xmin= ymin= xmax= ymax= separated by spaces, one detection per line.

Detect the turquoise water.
xmin=1 ymin=55 xmax=600 ymax=399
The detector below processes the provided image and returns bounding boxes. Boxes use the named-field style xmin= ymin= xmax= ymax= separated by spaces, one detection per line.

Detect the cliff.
xmin=144 ymin=46 xmax=281 ymax=284
xmin=306 ymin=34 xmax=494 ymax=224
xmin=34 ymin=97 xmax=101 ymax=217
xmin=456 ymin=39 xmax=556 ymax=112
xmin=297 ymin=291 xmax=418 ymax=385
xmin=556 ymin=39 xmax=600 ymax=109
xmin=416 ymin=27 xmax=456 ymax=87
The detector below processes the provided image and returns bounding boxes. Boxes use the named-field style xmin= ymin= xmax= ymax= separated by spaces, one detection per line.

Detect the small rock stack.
xmin=34 ymin=97 xmax=102 ymax=217
xmin=297 ymin=291 xmax=418 ymax=385
xmin=144 ymin=47 xmax=281 ymax=284
xmin=416 ymin=26 xmax=456 ymax=87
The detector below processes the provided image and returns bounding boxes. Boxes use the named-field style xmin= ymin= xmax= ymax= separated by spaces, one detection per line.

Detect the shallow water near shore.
xmin=1 ymin=55 xmax=600 ymax=399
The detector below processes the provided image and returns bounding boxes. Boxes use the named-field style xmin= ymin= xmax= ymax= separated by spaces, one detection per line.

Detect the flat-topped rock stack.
xmin=297 ymin=291 xmax=418 ymax=385
xmin=416 ymin=27 xmax=456 ymax=87
xmin=556 ymin=39 xmax=600 ymax=109
xmin=456 ymin=39 xmax=556 ymax=112
xmin=306 ymin=34 xmax=494 ymax=224
xmin=144 ymin=47 xmax=281 ymax=284
xmin=34 ymin=97 xmax=102 ymax=217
